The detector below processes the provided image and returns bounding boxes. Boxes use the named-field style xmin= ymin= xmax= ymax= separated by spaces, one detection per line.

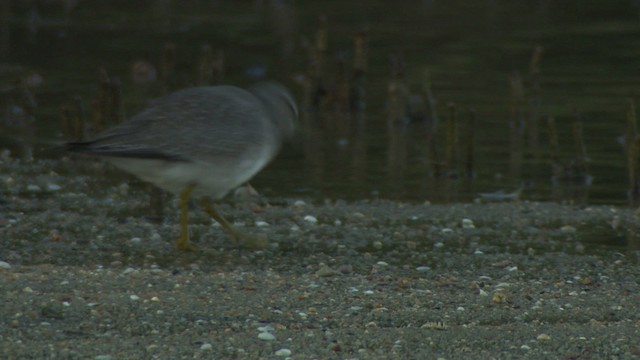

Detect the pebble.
xmin=0 ymin=261 xmax=11 ymax=269
xmin=129 ymin=295 xmax=140 ymax=301
xmin=275 ymin=348 xmax=292 ymax=357
xmin=416 ymin=266 xmax=430 ymax=272
xmin=258 ymin=332 xmax=277 ymax=341
xmin=46 ymin=183 xmax=61 ymax=191
xmin=304 ymin=215 xmax=318 ymax=223
xmin=95 ymin=356 xmax=113 ymax=360
xmin=257 ymin=325 xmax=274 ymax=332
xmin=130 ymin=237 xmax=142 ymax=244
xmin=255 ymin=220 xmax=269 ymax=227
xmin=537 ymin=333 xmax=551 ymax=341
xmin=462 ymin=218 xmax=475 ymax=229
xmin=200 ymin=343 xmax=213 ymax=351
xmin=27 ymin=184 xmax=41 ymax=192
xmin=316 ymin=266 xmax=337 ymax=277
xmin=293 ymin=200 xmax=306 ymax=208
xmin=122 ymin=267 xmax=137 ymax=275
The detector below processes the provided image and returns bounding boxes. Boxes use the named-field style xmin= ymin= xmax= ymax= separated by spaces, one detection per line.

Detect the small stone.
xmin=275 ymin=348 xmax=292 ymax=357
xmin=129 ymin=294 xmax=140 ymax=301
xmin=257 ymin=325 xmax=274 ymax=332
xmin=372 ymin=241 xmax=383 ymax=250
xmin=492 ymin=292 xmax=507 ymax=303
xmin=376 ymin=261 xmax=388 ymax=267
xmin=462 ymin=218 xmax=475 ymax=229
xmin=27 ymin=184 xmax=41 ymax=192
xmin=95 ymin=356 xmax=113 ymax=360
xmin=200 ymin=343 xmax=213 ymax=351
xmin=416 ymin=266 xmax=430 ymax=272
xmin=255 ymin=220 xmax=269 ymax=227
xmin=316 ymin=266 xmax=337 ymax=277
xmin=537 ymin=333 xmax=551 ymax=341
xmin=122 ymin=267 xmax=137 ymax=275
xmin=0 ymin=261 xmax=11 ymax=269
xmin=304 ymin=215 xmax=318 ymax=223
xmin=258 ymin=332 xmax=277 ymax=341
xmin=46 ymin=183 xmax=61 ymax=192
xmin=560 ymin=225 xmax=576 ymax=233
xmin=521 ymin=345 xmax=531 ymax=350
xmin=293 ymin=200 xmax=306 ymax=208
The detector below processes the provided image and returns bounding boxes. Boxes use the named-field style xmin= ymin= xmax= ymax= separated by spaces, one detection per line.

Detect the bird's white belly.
xmin=108 ymin=151 xmax=271 ymax=199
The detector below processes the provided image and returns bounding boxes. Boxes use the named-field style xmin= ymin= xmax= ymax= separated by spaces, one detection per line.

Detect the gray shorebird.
xmin=66 ymin=82 xmax=297 ymax=250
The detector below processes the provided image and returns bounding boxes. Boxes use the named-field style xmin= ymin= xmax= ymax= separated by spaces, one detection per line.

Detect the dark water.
xmin=2 ymin=0 xmax=640 ymax=205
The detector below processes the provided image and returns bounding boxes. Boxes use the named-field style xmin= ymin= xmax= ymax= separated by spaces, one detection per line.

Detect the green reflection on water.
xmin=1 ymin=0 xmax=639 ymax=205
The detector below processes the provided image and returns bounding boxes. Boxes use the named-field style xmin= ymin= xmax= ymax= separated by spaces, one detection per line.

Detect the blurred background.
xmin=2 ymin=0 xmax=640 ymax=205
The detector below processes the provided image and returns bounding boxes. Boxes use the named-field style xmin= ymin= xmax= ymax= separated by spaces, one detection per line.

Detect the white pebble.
xmin=130 ymin=237 xmax=142 ymax=244
xmin=416 ymin=266 xmax=430 ymax=272
xmin=0 ymin=261 xmax=11 ymax=269
xmin=257 ymin=325 xmax=274 ymax=332
xmin=293 ymin=200 xmax=306 ymax=207
xmin=258 ymin=332 xmax=277 ymax=341
xmin=122 ymin=267 xmax=137 ymax=275
xmin=255 ymin=220 xmax=269 ymax=227
xmin=200 ymin=343 xmax=213 ymax=351
xmin=376 ymin=261 xmax=389 ymax=267
xmin=46 ymin=183 xmax=61 ymax=192
xmin=27 ymin=184 xmax=41 ymax=192
xmin=275 ymin=348 xmax=292 ymax=357
xmin=129 ymin=295 xmax=140 ymax=301
xmin=462 ymin=218 xmax=475 ymax=229
xmin=474 ymin=250 xmax=484 ymax=255
xmin=304 ymin=215 xmax=318 ymax=223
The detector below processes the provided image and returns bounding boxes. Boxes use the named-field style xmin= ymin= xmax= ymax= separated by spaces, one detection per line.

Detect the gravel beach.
xmin=1 ymin=158 xmax=640 ymax=359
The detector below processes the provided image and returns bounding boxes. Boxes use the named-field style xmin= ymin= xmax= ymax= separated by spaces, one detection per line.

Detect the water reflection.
xmin=0 ymin=0 xmax=638 ymax=205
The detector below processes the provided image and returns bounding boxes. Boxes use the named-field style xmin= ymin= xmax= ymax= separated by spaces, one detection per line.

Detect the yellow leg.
xmin=200 ymin=197 xmax=268 ymax=249
xmin=175 ymin=184 xmax=198 ymax=251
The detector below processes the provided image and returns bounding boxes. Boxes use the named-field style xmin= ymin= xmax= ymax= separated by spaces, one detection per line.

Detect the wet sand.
xmin=1 ymin=158 xmax=640 ymax=359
